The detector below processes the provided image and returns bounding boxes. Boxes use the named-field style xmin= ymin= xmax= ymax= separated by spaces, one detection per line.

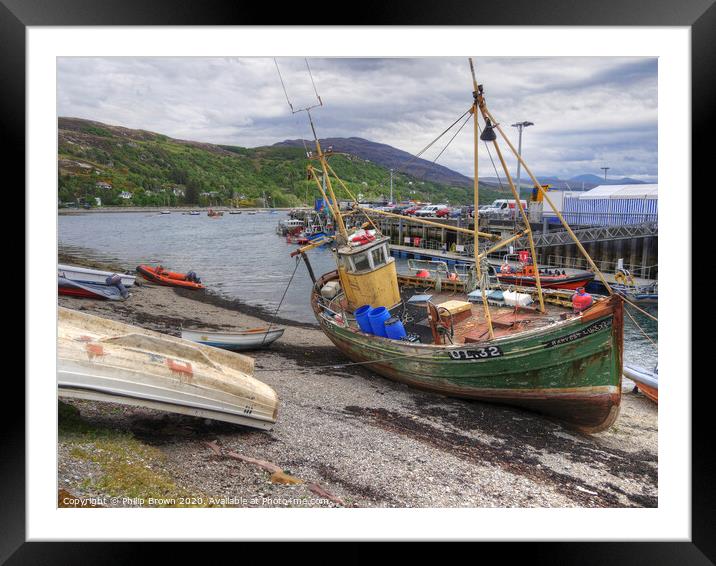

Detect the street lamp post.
xmin=601 ymin=167 xmax=610 ymax=182
xmin=389 ymin=168 xmax=394 ymax=204
xmin=511 ymin=121 xmax=534 ymax=202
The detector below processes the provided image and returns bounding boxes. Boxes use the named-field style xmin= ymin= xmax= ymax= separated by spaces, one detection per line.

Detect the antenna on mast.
xmin=274 ymin=58 xmax=323 ymax=115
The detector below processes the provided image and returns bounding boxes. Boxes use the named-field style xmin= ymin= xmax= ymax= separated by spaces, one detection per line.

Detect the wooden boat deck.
xmin=328 ymin=285 xmax=580 ymax=345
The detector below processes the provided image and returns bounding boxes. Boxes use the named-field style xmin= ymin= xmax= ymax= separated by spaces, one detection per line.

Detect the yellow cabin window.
xmin=351 ymin=252 xmax=371 ymax=272
xmin=371 ymin=246 xmax=386 ymax=267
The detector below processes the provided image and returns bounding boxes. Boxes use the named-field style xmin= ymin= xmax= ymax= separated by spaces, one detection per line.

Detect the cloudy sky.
xmin=57 ymin=57 xmax=657 ymax=181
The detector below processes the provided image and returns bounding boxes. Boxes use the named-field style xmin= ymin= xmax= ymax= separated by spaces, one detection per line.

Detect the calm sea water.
xmin=58 ymin=211 xmax=658 ymax=368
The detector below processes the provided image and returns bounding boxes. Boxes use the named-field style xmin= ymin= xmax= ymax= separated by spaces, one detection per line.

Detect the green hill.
xmin=58 ymin=117 xmax=506 ymax=208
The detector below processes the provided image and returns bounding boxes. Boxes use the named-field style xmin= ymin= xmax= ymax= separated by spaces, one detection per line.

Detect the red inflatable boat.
xmin=136 ymin=265 xmax=205 ymax=290
xmin=495 ymin=251 xmax=594 ymax=290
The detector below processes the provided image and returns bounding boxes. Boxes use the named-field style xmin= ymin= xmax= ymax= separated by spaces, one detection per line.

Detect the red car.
xmin=403 ymin=206 xmax=420 ymax=216
xmin=435 ymin=207 xmax=451 ymax=218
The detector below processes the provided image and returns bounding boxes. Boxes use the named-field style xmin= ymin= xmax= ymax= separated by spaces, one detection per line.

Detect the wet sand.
xmin=57 ymin=257 xmax=658 ymax=508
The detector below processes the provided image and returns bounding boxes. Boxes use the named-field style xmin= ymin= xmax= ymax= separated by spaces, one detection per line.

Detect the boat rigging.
xmin=277 ymin=57 xmax=635 ymax=432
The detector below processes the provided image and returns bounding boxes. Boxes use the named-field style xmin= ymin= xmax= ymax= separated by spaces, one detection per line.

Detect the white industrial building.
xmin=554 ymin=184 xmax=657 ymax=226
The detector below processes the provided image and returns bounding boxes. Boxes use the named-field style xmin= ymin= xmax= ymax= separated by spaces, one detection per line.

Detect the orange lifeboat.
xmin=136 ymin=265 xmax=205 ymax=290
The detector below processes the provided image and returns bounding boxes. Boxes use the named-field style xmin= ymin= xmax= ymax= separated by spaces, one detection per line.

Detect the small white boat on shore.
xmin=58 ymin=307 xmax=279 ymax=429
xmin=181 ymin=327 xmax=285 ymax=351
xmin=58 ymin=264 xmax=136 ymax=287
xmin=624 ymin=364 xmax=658 ymax=403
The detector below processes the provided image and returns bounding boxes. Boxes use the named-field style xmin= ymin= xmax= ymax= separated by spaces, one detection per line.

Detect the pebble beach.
xmin=57 ymin=256 xmax=658 ymax=509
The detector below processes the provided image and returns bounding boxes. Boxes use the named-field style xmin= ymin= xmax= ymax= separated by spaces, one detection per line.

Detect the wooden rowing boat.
xmin=57 ymin=307 xmax=279 ymax=429
xmin=181 ymin=327 xmax=284 ymax=351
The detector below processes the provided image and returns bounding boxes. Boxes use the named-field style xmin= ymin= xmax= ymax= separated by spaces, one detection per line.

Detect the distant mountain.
xmin=479 ymin=173 xmax=652 ymax=193
xmin=569 ymin=174 xmax=647 ymax=185
xmin=274 ymin=137 xmax=475 ymax=189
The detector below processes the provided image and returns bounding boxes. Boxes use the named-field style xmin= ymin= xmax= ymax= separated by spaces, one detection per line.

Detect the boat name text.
xmin=544 ymin=319 xmax=611 ymax=348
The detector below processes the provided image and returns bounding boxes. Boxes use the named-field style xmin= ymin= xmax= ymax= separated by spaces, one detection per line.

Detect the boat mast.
xmin=469 ymin=58 xmax=494 ymax=340
xmin=308 ymin=110 xmax=348 ymax=240
xmin=482 ymin=106 xmax=614 ymax=294
xmin=274 ymin=58 xmax=347 ymax=240
xmin=473 ymin=92 xmax=546 ymax=313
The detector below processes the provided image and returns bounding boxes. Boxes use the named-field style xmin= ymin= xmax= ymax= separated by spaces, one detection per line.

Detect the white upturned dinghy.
xmin=58 ymin=264 xmax=136 ymax=287
xmin=181 ymin=327 xmax=284 ymax=351
xmin=57 ymin=307 xmax=279 ymax=429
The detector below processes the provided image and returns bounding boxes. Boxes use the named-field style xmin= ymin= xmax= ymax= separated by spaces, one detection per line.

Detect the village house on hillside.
xmin=95 ymin=181 xmax=112 ymax=190
xmin=119 ymin=191 xmax=132 ymax=200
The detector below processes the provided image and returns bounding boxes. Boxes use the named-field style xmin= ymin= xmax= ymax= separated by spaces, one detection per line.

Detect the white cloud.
xmin=57 ymin=56 xmax=657 ymax=180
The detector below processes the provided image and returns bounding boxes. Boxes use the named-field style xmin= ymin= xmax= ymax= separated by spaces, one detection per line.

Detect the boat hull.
xmin=624 ymin=365 xmax=658 ymax=403
xmin=58 ymin=264 xmax=136 ymax=287
xmin=58 ymin=307 xmax=279 ymax=429
xmin=496 ymin=271 xmax=594 ymax=290
xmin=58 ymin=277 xmax=126 ymax=301
xmin=136 ymin=265 xmax=205 ymax=290
xmin=181 ymin=328 xmax=285 ymax=351
xmin=312 ymin=273 xmax=623 ymax=432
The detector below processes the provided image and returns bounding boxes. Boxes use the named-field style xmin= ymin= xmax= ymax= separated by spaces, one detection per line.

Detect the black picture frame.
xmin=9 ymin=0 xmax=708 ymax=561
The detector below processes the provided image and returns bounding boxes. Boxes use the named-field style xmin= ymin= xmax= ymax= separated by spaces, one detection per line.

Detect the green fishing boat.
xmin=284 ymin=58 xmax=625 ymax=432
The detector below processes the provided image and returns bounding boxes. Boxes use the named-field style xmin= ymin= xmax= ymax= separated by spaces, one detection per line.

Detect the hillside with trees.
xmin=58 ymin=117 xmax=506 ymax=208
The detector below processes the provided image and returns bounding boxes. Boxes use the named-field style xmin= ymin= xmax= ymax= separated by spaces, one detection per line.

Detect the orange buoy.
xmin=416 ymin=269 xmax=430 ymax=278
xmin=572 ymin=287 xmax=593 ymax=312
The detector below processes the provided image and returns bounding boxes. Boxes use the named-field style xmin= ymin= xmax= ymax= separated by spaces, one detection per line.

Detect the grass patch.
xmin=59 ymin=401 xmax=214 ymax=507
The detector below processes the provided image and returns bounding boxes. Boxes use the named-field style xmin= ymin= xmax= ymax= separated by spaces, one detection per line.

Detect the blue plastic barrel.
xmin=368 ymin=306 xmax=391 ymax=337
xmin=354 ymin=304 xmax=374 ymax=334
xmin=384 ymin=317 xmax=407 ymax=340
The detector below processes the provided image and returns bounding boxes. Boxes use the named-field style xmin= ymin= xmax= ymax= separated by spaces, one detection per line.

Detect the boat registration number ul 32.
xmin=448 ymin=346 xmax=503 ymax=360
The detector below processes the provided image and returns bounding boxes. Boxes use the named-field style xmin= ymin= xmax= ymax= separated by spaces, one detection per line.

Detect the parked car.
xmin=403 ymin=205 xmax=421 ymax=216
xmin=415 ymin=204 xmax=449 ymax=217
xmin=392 ymin=204 xmax=412 ymax=214
xmin=481 ymin=199 xmax=528 ymax=218
xmin=436 ymin=207 xmax=452 ymax=218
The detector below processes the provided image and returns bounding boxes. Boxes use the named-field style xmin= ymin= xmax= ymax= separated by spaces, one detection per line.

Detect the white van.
xmin=481 ymin=199 xmax=528 ymax=218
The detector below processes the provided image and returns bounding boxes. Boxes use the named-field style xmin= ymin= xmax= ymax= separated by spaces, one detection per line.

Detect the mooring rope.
xmin=624 ymin=304 xmax=658 ymax=348
xmin=261 ymin=256 xmax=301 ymax=345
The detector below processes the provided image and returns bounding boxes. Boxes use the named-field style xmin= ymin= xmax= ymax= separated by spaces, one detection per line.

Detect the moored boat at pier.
xmin=495 ymin=252 xmax=594 ymax=290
